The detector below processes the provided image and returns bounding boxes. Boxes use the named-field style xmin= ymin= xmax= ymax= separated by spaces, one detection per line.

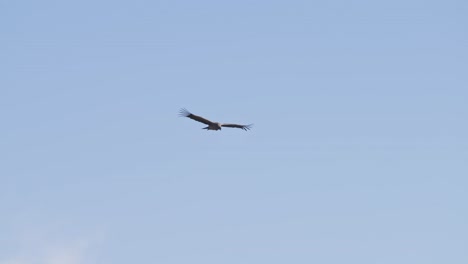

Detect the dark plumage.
xmin=179 ymin=108 xmax=253 ymax=131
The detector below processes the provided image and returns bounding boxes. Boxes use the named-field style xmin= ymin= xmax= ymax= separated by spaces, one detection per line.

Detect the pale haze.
xmin=1 ymin=1 xmax=467 ymax=263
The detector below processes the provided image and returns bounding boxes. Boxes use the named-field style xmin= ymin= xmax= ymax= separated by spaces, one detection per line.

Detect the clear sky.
xmin=1 ymin=0 xmax=467 ymax=263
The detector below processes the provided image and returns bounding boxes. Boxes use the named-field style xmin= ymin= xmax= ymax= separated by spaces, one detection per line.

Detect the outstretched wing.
xmin=221 ymin=123 xmax=253 ymax=131
xmin=179 ymin=108 xmax=213 ymax=125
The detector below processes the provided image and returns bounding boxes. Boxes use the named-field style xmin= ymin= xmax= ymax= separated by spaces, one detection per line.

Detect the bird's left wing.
xmin=179 ymin=108 xmax=213 ymax=125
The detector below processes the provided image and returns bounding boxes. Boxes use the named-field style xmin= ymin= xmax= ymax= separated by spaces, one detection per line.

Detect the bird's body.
xmin=179 ymin=108 xmax=253 ymax=131
xmin=204 ymin=122 xmax=222 ymax=131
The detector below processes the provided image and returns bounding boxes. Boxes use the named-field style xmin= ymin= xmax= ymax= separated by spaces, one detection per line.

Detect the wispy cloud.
xmin=0 ymin=229 xmax=103 ymax=264
xmin=1 ymin=241 xmax=87 ymax=264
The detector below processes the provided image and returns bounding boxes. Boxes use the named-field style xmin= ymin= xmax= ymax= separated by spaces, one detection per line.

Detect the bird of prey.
xmin=179 ymin=108 xmax=253 ymax=131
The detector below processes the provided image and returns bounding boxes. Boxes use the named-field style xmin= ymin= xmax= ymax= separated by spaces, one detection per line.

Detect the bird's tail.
xmin=202 ymin=126 xmax=209 ymax=130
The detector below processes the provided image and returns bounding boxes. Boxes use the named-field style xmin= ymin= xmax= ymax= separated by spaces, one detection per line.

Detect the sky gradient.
xmin=1 ymin=0 xmax=467 ymax=263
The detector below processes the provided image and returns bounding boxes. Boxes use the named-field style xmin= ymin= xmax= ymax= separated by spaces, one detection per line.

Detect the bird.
xmin=179 ymin=108 xmax=253 ymax=131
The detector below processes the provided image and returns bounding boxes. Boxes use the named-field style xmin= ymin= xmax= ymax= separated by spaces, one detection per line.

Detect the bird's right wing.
xmin=179 ymin=108 xmax=213 ymax=125
xmin=221 ymin=123 xmax=253 ymax=131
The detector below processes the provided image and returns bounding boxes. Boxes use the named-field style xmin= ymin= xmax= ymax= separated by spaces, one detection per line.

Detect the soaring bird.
xmin=179 ymin=108 xmax=253 ymax=131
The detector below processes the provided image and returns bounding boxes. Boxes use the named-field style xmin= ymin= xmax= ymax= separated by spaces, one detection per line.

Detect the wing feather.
xmin=179 ymin=108 xmax=213 ymax=125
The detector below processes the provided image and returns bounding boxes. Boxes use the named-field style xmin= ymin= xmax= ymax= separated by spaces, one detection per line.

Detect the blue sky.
xmin=1 ymin=0 xmax=467 ymax=263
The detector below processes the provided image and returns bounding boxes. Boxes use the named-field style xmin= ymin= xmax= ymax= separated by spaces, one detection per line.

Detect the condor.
xmin=179 ymin=108 xmax=253 ymax=131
